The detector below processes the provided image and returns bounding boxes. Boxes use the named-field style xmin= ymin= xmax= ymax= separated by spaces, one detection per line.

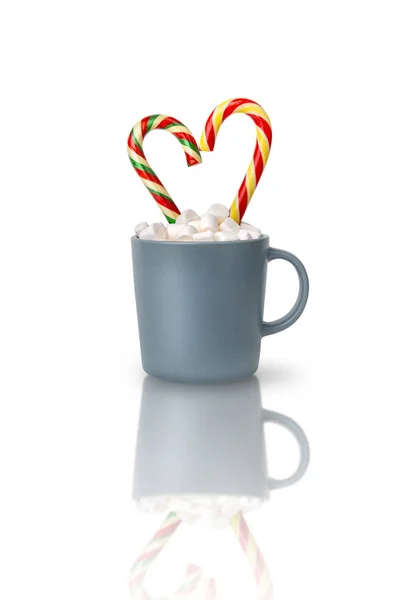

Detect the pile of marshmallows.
xmin=134 ymin=204 xmax=262 ymax=242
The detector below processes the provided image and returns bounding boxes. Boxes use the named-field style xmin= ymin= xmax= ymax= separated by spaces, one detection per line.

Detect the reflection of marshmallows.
xmin=136 ymin=495 xmax=262 ymax=528
xmin=134 ymin=203 xmax=262 ymax=242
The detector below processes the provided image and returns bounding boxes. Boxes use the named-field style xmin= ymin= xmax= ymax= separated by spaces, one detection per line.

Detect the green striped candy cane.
xmin=127 ymin=115 xmax=202 ymax=223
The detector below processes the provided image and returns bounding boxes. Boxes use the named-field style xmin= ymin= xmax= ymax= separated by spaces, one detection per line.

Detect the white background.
xmin=1 ymin=0 xmax=413 ymax=598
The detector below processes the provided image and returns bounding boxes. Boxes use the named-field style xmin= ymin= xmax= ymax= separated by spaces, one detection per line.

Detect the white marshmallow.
xmin=219 ymin=217 xmax=241 ymax=233
xmin=139 ymin=222 xmax=166 ymax=240
xmin=214 ymin=231 xmax=238 ymax=242
xmin=187 ymin=219 xmax=202 ymax=232
xmin=134 ymin=212 xmax=262 ymax=242
xmin=177 ymin=225 xmax=197 ymax=241
xmin=193 ymin=230 xmax=215 ymax=242
xmin=176 ymin=209 xmax=200 ymax=224
xmin=206 ymin=203 xmax=229 ymax=224
xmin=241 ymin=221 xmax=261 ymax=235
xmin=248 ymin=230 xmax=261 ymax=239
xmin=134 ymin=222 xmax=149 ymax=237
xmin=166 ymin=223 xmax=185 ymax=241
xmin=200 ymin=213 xmax=219 ymax=232
xmin=237 ymin=230 xmax=253 ymax=240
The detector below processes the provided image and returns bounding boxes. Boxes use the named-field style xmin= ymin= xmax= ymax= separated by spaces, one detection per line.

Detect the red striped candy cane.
xmin=231 ymin=512 xmax=274 ymax=600
xmin=129 ymin=511 xmax=181 ymax=595
xmin=128 ymin=115 xmax=202 ymax=223
xmin=129 ymin=511 xmax=216 ymax=599
xmin=199 ymin=98 xmax=272 ymax=224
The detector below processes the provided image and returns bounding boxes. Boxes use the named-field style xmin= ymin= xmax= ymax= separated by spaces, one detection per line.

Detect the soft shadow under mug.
xmin=131 ymin=235 xmax=309 ymax=383
xmin=133 ymin=377 xmax=310 ymax=501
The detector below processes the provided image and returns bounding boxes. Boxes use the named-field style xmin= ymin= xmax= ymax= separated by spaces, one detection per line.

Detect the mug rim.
xmin=131 ymin=234 xmax=268 ymax=246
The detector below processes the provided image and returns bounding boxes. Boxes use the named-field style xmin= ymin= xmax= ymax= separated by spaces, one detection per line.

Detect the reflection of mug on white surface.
xmin=133 ymin=377 xmax=310 ymax=510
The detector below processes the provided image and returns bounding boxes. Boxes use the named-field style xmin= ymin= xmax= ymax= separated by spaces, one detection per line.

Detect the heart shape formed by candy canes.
xmin=200 ymin=98 xmax=272 ymax=224
xmin=127 ymin=99 xmax=272 ymax=225
xmin=127 ymin=115 xmax=202 ymax=223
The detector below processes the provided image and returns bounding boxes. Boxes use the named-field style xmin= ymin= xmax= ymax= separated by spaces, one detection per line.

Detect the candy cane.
xmin=129 ymin=511 xmax=273 ymax=600
xmin=199 ymin=98 xmax=272 ymax=224
xmin=231 ymin=513 xmax=274 ymax=600
xmin=128 ymin=115 xmax=202 ymax=224
xmin=129 ymin=511 xmax=181 ymax=595
xmin=129 ymin=511 xmax=215 ymax=600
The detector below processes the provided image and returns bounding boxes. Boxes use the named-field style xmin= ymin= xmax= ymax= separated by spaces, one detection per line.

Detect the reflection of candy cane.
xmin=130 ymin=511 xmax=272 ymax=599
xmin=129 ymin=511 xmax=181 ymax=594
xmin=231 ymin=513 xmax=274 ymax=600
xmin=199 ymin=98 xmax=272 ymax=224
xmin=129 ymin=511 xmax=216 ymax=600
xmin=128 ymin=115 xmax=202 ymax=224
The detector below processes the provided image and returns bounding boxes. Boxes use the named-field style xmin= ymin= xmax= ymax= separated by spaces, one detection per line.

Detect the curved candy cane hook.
xmin=129 ymin=512 xmax=214 ymax=599
xmin=128 ymin=115 xmax=202 ymax=223
xmin=200 ymin=98 xmax=272 ymax=224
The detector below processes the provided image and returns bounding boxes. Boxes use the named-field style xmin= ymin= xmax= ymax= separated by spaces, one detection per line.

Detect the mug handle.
xmin=263 ymin=410 xmax=310 ymax=490
xmin=262 ymin=248 xmax=309 ymax=336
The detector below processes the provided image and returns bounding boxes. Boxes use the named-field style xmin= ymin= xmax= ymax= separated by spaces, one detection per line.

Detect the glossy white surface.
xmin=1 ymin=0 xmax=413 ymax=598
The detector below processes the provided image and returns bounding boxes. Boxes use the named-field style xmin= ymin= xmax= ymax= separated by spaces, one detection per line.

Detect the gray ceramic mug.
xmin=133 ymin=376 xmax=310 ymax=502
xmin=131 ymin=235 xmax=309 ymax=383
